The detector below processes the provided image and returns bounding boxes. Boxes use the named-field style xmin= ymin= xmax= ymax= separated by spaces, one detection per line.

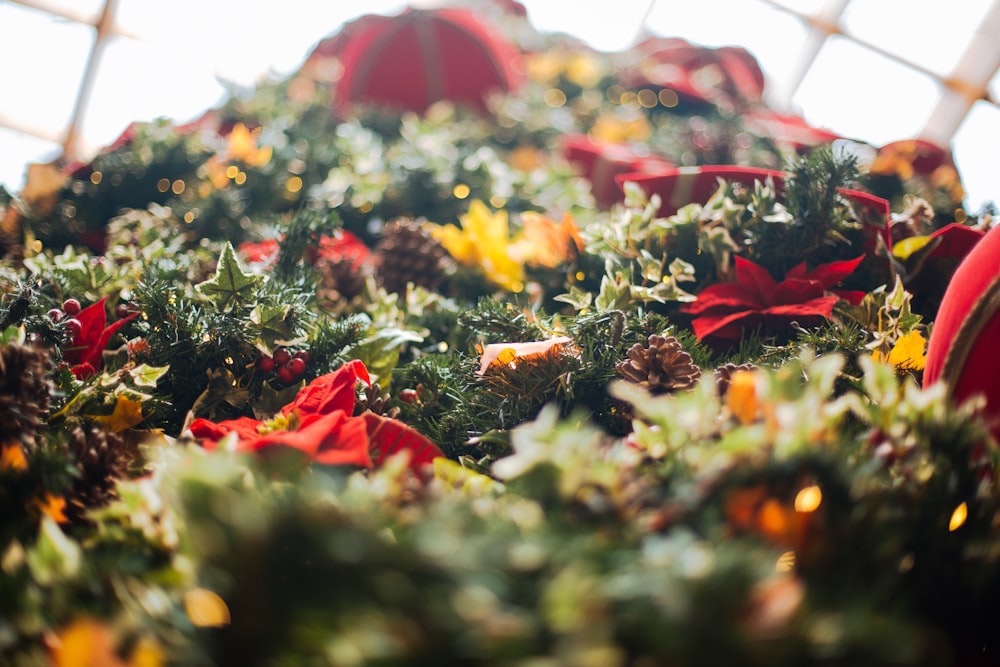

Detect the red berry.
xmin=47 ymin=308 xmax=63 ymax=322
xmin=399 ymin=388 xmax=419 ymax=404
xmin=292 ymin=349 xmax=311 ymax=365
xmin=115 ymin=303 xmax=132 ymax=319
xmin=257 ymin=356 xmax=276 ymax=374
xmin=61 ymin=298 xmax=82 ymax=316
xmin=64 ymin=318 xmax=83 ymax=338
xmin=286 ymin=357 xmax=306 ymax=378
xmin=273 ymin=348 xmax=292 ymax=366
xmin=276 ymin=364 xmax=297 ymax=385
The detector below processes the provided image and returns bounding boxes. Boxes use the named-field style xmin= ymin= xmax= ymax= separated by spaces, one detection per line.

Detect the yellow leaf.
xmin=226 ymin=123 xmax=272 ymax=167
xmin=128 ymin=637 xmax=164 ymax=667
xmin=20 ymin=162 xmax=68 ymax=215
xmin=510 ymin=211 xmax=583 ymax=268
xmin=88 ymin=395 xmax=145 ymax=433
xmin=48 ymin=617 xmax=125 ymax=667
xmin=891 ymin=235 xmax=933 ymax=261
xmin=887 ymin=330 xmax=927 ymax=371
xmin=36 ymin=493 xmax=68 ymax=524
xmin=726 ymin=369 xmax=760 ymax=425
xmin=185 ymin=588 xmax=231 ymax=627
xmin=0 ymin=442 xmax=28 ymax=471
xmin=429 ymin=200 xmax=526 ymax=292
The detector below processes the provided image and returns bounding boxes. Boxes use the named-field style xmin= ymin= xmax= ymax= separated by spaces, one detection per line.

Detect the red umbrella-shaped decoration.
xmin=332 ymin=7 xmax=523 ymax=115
xmin=560 ymin=134 xmax=674 ymax=209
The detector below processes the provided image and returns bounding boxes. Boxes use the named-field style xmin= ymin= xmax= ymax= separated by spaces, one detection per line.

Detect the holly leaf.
xmin=195 ymin=242 xmax=263 ymax=310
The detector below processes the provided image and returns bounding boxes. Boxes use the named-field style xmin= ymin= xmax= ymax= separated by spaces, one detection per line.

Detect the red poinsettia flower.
xmin=188 ymin=360 xmax=443 ymax=475
xmin=682 ymin=256 xmax=865 ymax=343
xmin=63 ymin=297 xmax=139 ymax=380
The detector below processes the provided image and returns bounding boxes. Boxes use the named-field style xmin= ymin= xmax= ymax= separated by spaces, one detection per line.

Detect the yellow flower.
xmin=873 ymin=330 xmax=927 ymax=371
xmin=430 ymin=200 xmax=526 ymax=292
xmin=0 ymin=442 xmax=28 ymax=471
xmin=226 ymin=123 xmax=273 ymax=167
xmin=87 ymin=395 xmax=145 ymax=433
xmin=510 ymin=211 xmax=583 ymax=268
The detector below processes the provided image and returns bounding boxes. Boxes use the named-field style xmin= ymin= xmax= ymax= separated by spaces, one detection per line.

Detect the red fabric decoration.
xmin=331 ymin=7 xmax=523 ymax=115
xmin=681 ymin=255 xmax=864 ymax=343
xmin=925 ymin=224 xmax=1000 ymax=443
xmin=560 ymin=134 xmax=673 ymax=209
xmin=744 ymin=110 xmax=841 ymax=152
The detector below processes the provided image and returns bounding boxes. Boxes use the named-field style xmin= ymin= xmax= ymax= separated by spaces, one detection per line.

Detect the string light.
xmin=234 ymin=172 xmax=247 ymax=186
xmin=543 ymin=88 xmax=567 ymax=107
xmin=637 ymin=89 xmax=658 ymax=108
xmin=286 ymin=176 xmax=303 ymax=193
xmin=171 ymin=179 xmax=185 ymax=195
xmin=157 ymin=178 xmax=170 ymax=193
xmin=794 ymin=486 xmax=822 ymax=513
xmin=658 ymin=89 xmax=679 ymax=108
xmin=226 ymin=165 xmax=240 ymax=179
xmin=949 ymin=502 xmax=968 ymax=531
xmin=89 ymin=171 xmax=103 ymax=185
xmin=452 ymin=184 xmax=471 ymax=199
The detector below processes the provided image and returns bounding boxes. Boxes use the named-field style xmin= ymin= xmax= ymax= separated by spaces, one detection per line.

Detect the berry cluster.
xmin=257 ymin=347 xmax=310 ymax=385
xmin=47 ymin=298 xmax=83 ymax=339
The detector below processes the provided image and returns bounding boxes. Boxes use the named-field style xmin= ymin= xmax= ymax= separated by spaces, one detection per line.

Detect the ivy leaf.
xmin=250 ymin=304 xmax=295 ymax=340
xmin=195 ymin=242 xmax=263 ymax=310
xmin=0 ymin=325 xmax=25 ymax=346
xmin=129 ymin=364 xmax=169 ymax=388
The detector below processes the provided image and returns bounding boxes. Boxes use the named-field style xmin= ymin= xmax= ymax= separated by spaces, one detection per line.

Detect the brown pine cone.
xmin=65 ymin=424 xmax=135 ymax=521
xmin=714 ymin=362 xmax=758 ymax=396
xmin=0 ymin=340 xmax=53 ymax=447
xmin=316 ymin=254 xmax=371 ymax=305
xmin=354 ymin=382 xmax=400 ymax=420
xmin=616 ymin=334 xmax=702 ymax=393
xmin=374 ymin=217 xmax=455 ymax=295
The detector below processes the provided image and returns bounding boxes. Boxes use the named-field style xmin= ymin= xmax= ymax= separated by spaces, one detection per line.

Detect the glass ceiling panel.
xmin=0 ymin=3 xmax=93 ymax=135
xmin=792 ymin=35 xmax=941 ymax=146
xmin=841 ymin=0 xmax=994 ymax=78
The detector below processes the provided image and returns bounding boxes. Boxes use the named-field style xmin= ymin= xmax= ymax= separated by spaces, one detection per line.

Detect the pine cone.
xmin=374 ymin=217 xmax=455 ymax=295
xmin=316 ymin=254 xmax=371 ymax=305
xmin=616 ymin=334 xmax=701 ymax=393
xmin=714 ymin=362 xmax=757 ymax=396
xmin=0 ymin=340 xmax=53 ymax=446
xmin=354 ymin=382 xmax=400 ymax=419
xmin=65 ymin=424 xmax=134 ymax=521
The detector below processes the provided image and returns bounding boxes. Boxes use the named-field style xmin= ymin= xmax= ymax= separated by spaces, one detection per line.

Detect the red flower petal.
xmin=252 ymin=410 xmax=372 ymax=468
xmin=734 ymin=256 xmax=777 ymax=299
xmin=284 ymin=360 xmax=372 ymax=417
xmin=681 ymin=282 xmax=763 ymax=315
xmin=190 ymin=416 xmax=265 ymax=448
xmin=762 ymin=296 xmax=840 ymax=320
xmin=63 ymin=297 xmax=138 ymax=370
xmin=690 ymin=309 xmax=764 ymax=342
xmin=363 ymin=412 xmax=444 ymax=477
xmin=792 ymin=256 xmax=864 ymax=289
xmin=771 ymin=278 xmax=824 ymax=305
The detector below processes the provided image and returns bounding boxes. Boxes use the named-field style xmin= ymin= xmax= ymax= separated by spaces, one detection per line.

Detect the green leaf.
xmin=129 ymin=363 xmax=170 ymax=388
xmin=0 ymin=325 xmax=25 ymax=346
xmin=195 ymin=242 xmax=263 ymax=310
xmin=251 ymin=304 xmax=296 ymax=339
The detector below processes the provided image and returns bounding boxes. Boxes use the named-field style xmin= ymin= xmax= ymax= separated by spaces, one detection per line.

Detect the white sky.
xmin=0 ymin=0 xmax=997 ymax=211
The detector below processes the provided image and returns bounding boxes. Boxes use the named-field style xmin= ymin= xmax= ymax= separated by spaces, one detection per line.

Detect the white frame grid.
xmin=2 ymin=0 xmax=999 ymax=202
